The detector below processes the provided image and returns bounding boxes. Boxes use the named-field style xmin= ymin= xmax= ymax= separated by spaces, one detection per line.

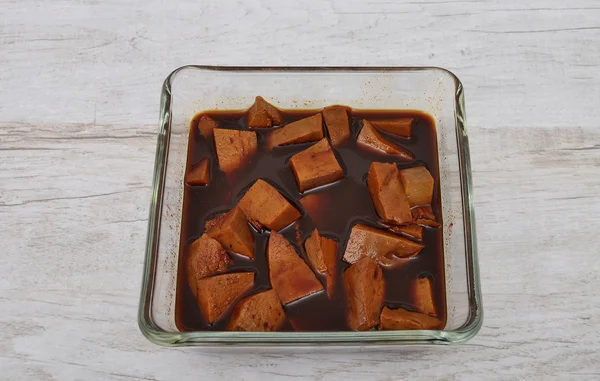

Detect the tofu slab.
xmin=379 ymin=306 xmax=442 ymax=330
xmin=342 ymin=224 xmax=424 ymax=266
xmin=343 ymin=257 xmax=385 ymax=331
xmin=357 ymin=120 xmax=414 ymax=161
xmin=389 ymin=225 xmax=424 ymax=241
xmin=289 ymin=139 xmax=344 ymax=192
xmin=186 ymin=157 xmax=210 ymax=186
xmin=238 ymin=179 xmax=301 ymax=231
xmin=267 ymin=232 xmax=324 ymax=304
xmin=227 ymin=289 xmax=287 ymax=331
xmin=206 ymin=206 xmax=255 ymax=258
xmin=412 ymin=277 xmax=437 ymax=316
xmin=304 ymin=229 xmax=338 ymax=298
xmin=195 ymin=272 xmax=254 ymax=324
xmin=367 ymin=162 xmax=412 ymax=225
xmin=269 ymin=113 xmax=324 ymax=148
xmin=213 ymin=128 xmax=257 ymax=173
xmin=323 ymin=105 xmax=350 ymax=146
xmin=399 ymin=166 xmax=434 ymax=207
xmin=247 ymin=96 xmax=284 ymax=128
xmin=186 ymin=234 xmax=233 ymax=298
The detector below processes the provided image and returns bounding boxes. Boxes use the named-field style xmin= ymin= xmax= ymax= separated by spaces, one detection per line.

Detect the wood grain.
xmin=1 ymin=0 xmax=599 ymax=379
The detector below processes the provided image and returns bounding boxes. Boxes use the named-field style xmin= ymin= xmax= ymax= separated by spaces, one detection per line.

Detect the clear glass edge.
xmin=137 ymin=65 xmax=483 ymax=347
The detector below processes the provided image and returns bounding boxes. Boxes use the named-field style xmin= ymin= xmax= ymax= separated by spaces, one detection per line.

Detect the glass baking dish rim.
xmin=138 ymin=65 xmax=483 ymax=347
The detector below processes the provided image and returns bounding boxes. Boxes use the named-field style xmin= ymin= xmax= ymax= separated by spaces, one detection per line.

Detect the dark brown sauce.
xmin=175 ymin=108 xmax=446 ymax=331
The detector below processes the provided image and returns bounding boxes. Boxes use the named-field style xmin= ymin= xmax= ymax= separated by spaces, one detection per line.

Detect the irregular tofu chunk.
xmin=195 ymin=272 xmax=254 ymax=323
xmin=227 ymin=289 xmax=287 ymax=331
xmin=269 ymin=113 xmax=324 ymax=148
xmin=370 ymin=118 xmax=413 ymax=138
xmin=411 ymin=205 xmax=440 ymax=227
xmin=342 ymin=224 xmax=424 ymax=266
xmin=186 ymin=158 xmax=210 ymax=186
xmin=389 ymin=225 xmax=424 ymax=241
xmin=197 ymin=115 xmax=219 ymax=138
xmin=357 ymin=120 xmax=414 ymax=161
xmin=238 ymin=179 xmax=301 ymax=231
xmin=289 ymin=139 xmax=344 ymax=192
xmin=206 ymin=206 xmax=255 ymax=258
xmin=247 ymin=96 xmax=284 ymax=128
xmin=367 ymin=162 xmax=412 ymax=224
xmin=322 ymin=105 xmax=350 ymax=146
xmin=379 ymin=306 xmax=442 ymax=330
xmin=213 ymin=128 xmax=257 ymax=173
xmin=399 ymin=166 xmax=434 ymax=206
xmin=343 ymin=257 xmax=385 ymax=331
xmin=412 ymin=277 xmax=437 ymax=316
xmin=267 ymin=232 xmax=323 ymax=304
xmin=186 ymin=235 xmax=233 ymax=298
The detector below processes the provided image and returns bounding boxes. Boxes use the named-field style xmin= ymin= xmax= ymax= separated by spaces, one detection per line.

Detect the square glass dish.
xmin=138 ymin=66 xmax=482 ymax=346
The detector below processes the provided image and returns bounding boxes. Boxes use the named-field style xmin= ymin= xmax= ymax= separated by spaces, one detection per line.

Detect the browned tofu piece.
xmin=197 ymin=115 xmax=219 ymax=138
xmin=412 ymin=277 xmax=437 ymax=316
xmin=322 ymin=105 xmax=350 ymax=146
xmin=206 ymin=206 xmax=255 ymax=258
xmin=399 ymin=166 xmax=434 ymax=206
xmin=267 ymin=232 xmax=324 ymax=304
xmin=357 ymin=120 xmax=414 ymax=161
xmin=186 ymin=235 xmax=233 ymax=298
xmin=389 ymin=225 xmax=424 ymax=241
xmin=379 ymin=306 xmax=442 ymax=330
xmin=370 ymin=118 xmax=413 ymax=138
xmin=238 ymin=179 xmax=301 ymax=231
xmin=304 ymin=229 xmax=327 ymax=274
xmin=186 ymin=158 xmax=210 ymax=186
xmin=411 ymin=205 xmax=440 ymax=227
xmin=195 ymin=272 xmax=254 ymax=323
xmin=289 ymin=139 xmax=344 ymax=192
xmin=213 ymin=128 xmax=257 ymax=173
xmin=343 ymin=257 xmax=385 ymax=331
xmin=204 ymin=213 xmax=225 ymax=232
xmin=304 ymin=229 xmax=338 ymax=296
xmin=342 ymin=224 xmax=424 ymax=266
xmin=367 ymin=162 xmax=412 ymax=225
xmin=227 ymin=289 xmax=287 ymax=331
xmin=247 ymin=96 xmax=284 ymax=128
xmin=269 ymin=113 xmax=324 ymax=149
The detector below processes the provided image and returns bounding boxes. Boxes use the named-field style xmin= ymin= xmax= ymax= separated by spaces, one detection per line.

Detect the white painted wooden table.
xmin=1 ymin=0 xmax=599 ymax=379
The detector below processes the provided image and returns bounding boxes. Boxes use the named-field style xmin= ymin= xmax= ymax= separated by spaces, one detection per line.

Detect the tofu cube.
xmin=357 ymin=120 xmax=414 ymax=161
xmin=269 ymin=113 xmax=324 ymax=148
xmin=342 ymin=224 xmax=424 ymax=266
xmin=289 ymin=138 xmax=344 ymax=192
xmin=370 ymin=118 xmax=413 ymax=138
xmin=412 ymin=277 xmax=437 ymax=316
xmin=367 ymin=162 xmax=412 ymax=225
xmin=343 ymin=257 xmax=385 ymax=331
xmin=304 ymin=229 xmax=338 ymax=298
xmin=322 ymin=105 xmax=350 ymax=146
xmin=194 ymin=272 xmax=254 ymax=323
xmin=227 ymin=289 xmax=287 ymax=331
xmin=247 ymin=96 xmax=284 ymax=128
xmin=186 ymin=234 xmax=232 ymax=299
xmin=186 ymin=157 xmax=210 ymax=186
xmin=267 ymin=232 xmax=323 ymax=304
xmin=238 ymin=179 xmax=301 ymax=231
xmin=206 ymin=206 xmax=255 ymax=258
xmin=379 ymin=306 xmax=442 ymax=330
xmin=213 ymin=128 xmax=257 ymax=173
xmin=197 ymin=115 xmax=219 ymax=138
xmin=411 ymin=205 xmax=440 ymax=227
xmin=399 ymin=166 xmax=434 ymax=207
